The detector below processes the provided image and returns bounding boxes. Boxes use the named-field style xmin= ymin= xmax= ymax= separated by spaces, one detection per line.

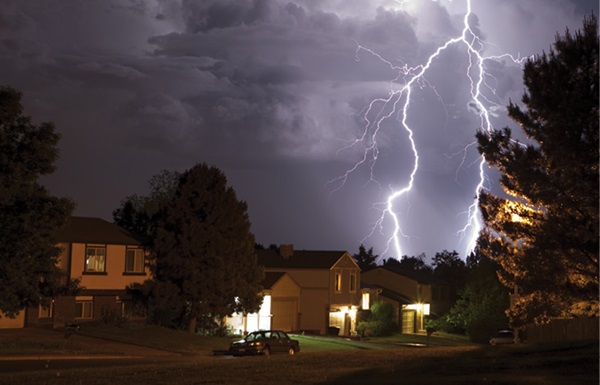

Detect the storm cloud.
xmin=0 ymin=0 xmax=596 ymax=259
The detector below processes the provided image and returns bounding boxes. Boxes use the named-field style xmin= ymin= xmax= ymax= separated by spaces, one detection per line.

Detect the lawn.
xmin=1 ymin=324 xmax=597 ymax=385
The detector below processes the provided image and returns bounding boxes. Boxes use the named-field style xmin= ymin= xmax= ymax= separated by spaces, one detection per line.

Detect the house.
xmin=226 ymin=271 xmax=301 ymax=334
xmin=251 ymin=245 xmax=362 ymax=336
xmin=25 ymin=217 xmax=150 ymax=328
xmin=361 ymin=266 xmax=451 ymax=333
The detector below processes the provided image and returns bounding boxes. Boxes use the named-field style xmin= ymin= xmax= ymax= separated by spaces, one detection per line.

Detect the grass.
xmin=1 ymin=324 xmax=597 ymax=385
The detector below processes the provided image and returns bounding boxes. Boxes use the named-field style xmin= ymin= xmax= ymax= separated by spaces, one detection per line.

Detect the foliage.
xmin=152 ymin=163 xmax=264 ymax=333
xmin=352 ymin=244 xmax=378 ymax=271
xmin=382 ymin=253 xmax=433 ymax=276
xmin=476 ymin=15 xmax=599 ymax=326
xmin=443 ymin=256 xmax=510 ymax=343
xmin=0 ymin=85 xmax=75 ymax=317
xmin=432 ymin=250 xmax=469 ymax=290
xmin=357 ymin=301 xmax=397 ymax=337
xmin=113 ymin=170 xmax=181 ymax=247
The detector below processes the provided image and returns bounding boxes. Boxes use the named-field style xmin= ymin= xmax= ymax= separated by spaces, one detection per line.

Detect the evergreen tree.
xmin=0 ymin=86 xmax=74 ymax=316
xmin=476 ymin=15 xmax=599 ymax=326
xmin=153 ymin=163 xmax=263 ymax=333
xmin=353 ymin=244 xmax=378 ymax=271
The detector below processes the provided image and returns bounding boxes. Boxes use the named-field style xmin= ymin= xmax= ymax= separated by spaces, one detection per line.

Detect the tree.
xmin=432 ymin=250 xmax=469 ymax=290
xmin=113 ymin=170 xmax=180 ymax=246
xmin=383 ymin=253 xmax=433 ymax=277
xmin=476 ymin=15 xmax=599 ymax=326
xmin=353 ymin=244 xmax=378 ymax=271
xmin=443 ymin=256 xmax=510 ymax=343
xmin=0 ymin=85 xmax=74 ymax=317
xmin=153 ymin=163 xmax=264 ymax=333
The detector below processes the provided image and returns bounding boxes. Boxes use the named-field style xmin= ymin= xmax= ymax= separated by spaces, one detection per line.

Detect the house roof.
xmin=380 ymin=265 xmax=446 ymax=285
xmin=361 ymin=283 xmax=414 ymax=305
xmin=57 ymin=217 xmax=141 ymax=246
xmin=262 ymin=272 xmax=286 ymax=289
xmin=257 ymin=249 xmax=348 ymax=269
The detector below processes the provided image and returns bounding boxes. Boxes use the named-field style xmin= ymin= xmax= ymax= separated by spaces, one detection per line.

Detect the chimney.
xmin=279 ymin=244 xmax=294 ymax=259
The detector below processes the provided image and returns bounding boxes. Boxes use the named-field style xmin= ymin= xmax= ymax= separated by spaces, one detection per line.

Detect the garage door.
xmin=401 ymin=310 xmax=415 ymax=333
xmin=271 ymin=299 xmax=296 ymax=331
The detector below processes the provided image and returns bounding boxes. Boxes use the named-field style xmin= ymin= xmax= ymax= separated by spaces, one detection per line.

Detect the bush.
xmin=357 ymin=301 xmax=397 ymax=337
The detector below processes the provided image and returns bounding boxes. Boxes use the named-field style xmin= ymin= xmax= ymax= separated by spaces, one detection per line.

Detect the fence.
xmin=526 ymin=317 xmax=599 ymax=343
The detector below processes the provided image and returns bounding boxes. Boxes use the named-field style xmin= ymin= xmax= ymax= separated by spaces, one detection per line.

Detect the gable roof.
xmin=258 ymin=249 xmax=349 ymax=269
xmin=262 ymin=272 xmax=286 ymax=289
xmin=57 ymin=217 xmax=141 ymax=246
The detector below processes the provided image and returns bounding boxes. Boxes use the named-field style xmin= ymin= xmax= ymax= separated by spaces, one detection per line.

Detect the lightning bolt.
xmin=329 ymin=0 xmax=528 ymax=259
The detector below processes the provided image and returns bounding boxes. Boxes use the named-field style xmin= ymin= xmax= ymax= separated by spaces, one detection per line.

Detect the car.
xmin=228 ymin=330 xmax=300 ymax=356
xmin=489 ymin=330 xmax=515 ymax=345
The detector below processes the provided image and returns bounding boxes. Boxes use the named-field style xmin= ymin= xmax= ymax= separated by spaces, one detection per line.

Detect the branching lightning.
xmin=329 ymin=0 xmax=529 ymax=259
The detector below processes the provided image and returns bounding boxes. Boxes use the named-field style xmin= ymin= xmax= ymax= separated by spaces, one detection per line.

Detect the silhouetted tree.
xmin=0 ymin=85 xmax=75 ymax=316
xmin=353 ymin=244 xmax=378 ymax=271
xmin=153 ymin=163 xmax=264 ymax=333
xmin=113 ymin=170 xmax=180 ymax=246
xmin=476 ymin=15 xmax=599 ymax=325
xmin=444 ymin=256 xmax=510 ymax=343
xmin=432 ymin=250 xmax=469 ymax=290
xmin=383 ymin=253 xmax=433 ymax=277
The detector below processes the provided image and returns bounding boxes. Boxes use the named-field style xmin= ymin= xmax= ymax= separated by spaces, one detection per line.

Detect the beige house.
xmin=361 ymin=266 xmax=450 ymax=333
xmin=254 ymin=245 xmax=362 ymax=336
xmin=27 ymin=217 xmax=150 ymax=328
xmin=226 ymin=271 xmax=301 ymax=334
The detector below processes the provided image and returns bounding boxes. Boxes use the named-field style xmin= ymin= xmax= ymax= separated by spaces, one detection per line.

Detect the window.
xmin=349 ymin=272 xmax=357 ymax=293
xmin=85 ymin=246 xmax=106 ymax=272
xmin=334 ymin=270 xmax=342 ymax=293
xmin=125 ymin=248 xmax=145 ymax=273
xmin=75 ymin=300 xmax=93 ymax=319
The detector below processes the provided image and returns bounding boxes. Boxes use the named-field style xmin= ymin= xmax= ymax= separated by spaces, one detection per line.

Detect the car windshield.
xmin=244 ymin=332 xmax=264 ymax=342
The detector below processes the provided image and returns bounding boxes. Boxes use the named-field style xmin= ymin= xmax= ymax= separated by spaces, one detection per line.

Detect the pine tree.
xmin=476 ymin=15 xmax=599 ymax=326
xmin=0 ymin=86 xmax=74 ymax=316
xmin=153 ymin=163 xmax=263 ymax=333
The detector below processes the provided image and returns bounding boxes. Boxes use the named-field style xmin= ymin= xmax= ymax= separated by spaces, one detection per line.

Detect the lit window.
xmin=349 ymin=272 xmax=356 ymax=293
xmin=362 ymin=292 xmax=370 ymax=310
xmin=85 ymin=246 xmax=106 ymax=272
xmin=125 ymin=248 xmax=145 ymax=273
xmin=335 ymin=270 xmax=342 ymax=292
xmin=75 ymin=301 xmax=93 ymax=319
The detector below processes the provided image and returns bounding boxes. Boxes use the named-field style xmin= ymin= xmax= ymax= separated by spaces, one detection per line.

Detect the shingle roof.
xmin=262 ymin=272 xmax=286 ymax=289
xmin=57 ymin=217 xmax=141 ymax=245
xmin=257 ymin=249 xmax=347 ymax=269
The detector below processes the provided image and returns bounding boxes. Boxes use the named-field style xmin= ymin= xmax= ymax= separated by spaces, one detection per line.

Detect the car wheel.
xmin=490 ymin=340 xmax=497 ymax=346
xmin=263 ymin=346 xmax=271 ymax=357
xmin=288 ymin=347 xmax=296 ymax=355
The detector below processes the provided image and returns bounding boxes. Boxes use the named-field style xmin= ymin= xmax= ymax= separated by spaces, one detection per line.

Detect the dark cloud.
xmin=0 ymin=0 xmax=596 ymax=259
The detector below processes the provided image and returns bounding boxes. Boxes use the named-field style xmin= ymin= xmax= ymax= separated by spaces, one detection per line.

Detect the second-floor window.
xmin=125 ymin=248 xmax=145 ymax=273
xmin=349 ymin=272 xmax=356 ymax=293
xmin=335 ymin=270 xmax=342 ymax=293
xmin=85 ymin=246 xmax=106 ymax=273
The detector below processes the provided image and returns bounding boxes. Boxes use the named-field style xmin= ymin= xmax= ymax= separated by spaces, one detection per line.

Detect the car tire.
xmin=263 ymin=346 xmax=271 ymax=357
xmin=288 ymin=347 xmax=296 ymax=355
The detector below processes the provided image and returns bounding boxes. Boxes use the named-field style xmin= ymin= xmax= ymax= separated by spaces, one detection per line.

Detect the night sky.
xmin=1 ymin=0 xmax=596 ymax=261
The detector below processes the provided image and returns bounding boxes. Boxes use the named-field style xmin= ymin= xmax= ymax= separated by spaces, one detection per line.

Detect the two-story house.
xmin=27 ymin=217 xmax=151 ymax=328
xmin=361 ymin=266 xmax=450 ymax=333
xmin=255 ymin=245 xmax=362 ymax=336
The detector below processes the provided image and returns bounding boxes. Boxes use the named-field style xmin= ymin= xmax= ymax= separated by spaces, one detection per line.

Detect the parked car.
xmin=489 ymin=330 xmax=515 ymax=345
xmin=228 ymin=330 xmax=300 ymax=356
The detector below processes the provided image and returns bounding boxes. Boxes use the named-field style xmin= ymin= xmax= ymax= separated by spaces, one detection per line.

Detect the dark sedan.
xmin=228 ymin=330 xmax=300 ymax=356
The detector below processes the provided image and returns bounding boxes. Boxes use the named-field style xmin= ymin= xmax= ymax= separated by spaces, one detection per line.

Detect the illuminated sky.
xmin=1 ymin=0 xmax=596 ymax=260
